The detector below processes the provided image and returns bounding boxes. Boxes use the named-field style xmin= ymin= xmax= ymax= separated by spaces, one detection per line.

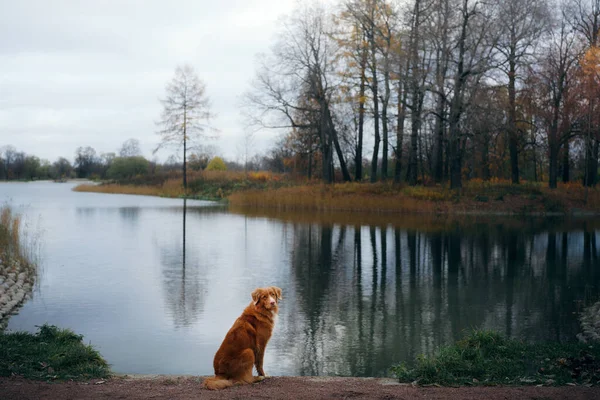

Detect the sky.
xmin=0 ymin=0 xmax=303 ymax=164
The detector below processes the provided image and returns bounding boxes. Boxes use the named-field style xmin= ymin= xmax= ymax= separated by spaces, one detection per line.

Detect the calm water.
xmin=1 ymin=181 xmax=600 ymax=377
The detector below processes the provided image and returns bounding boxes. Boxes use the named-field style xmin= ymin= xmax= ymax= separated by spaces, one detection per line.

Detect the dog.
xmin=203 ymin=286 xmax=282 ymax=390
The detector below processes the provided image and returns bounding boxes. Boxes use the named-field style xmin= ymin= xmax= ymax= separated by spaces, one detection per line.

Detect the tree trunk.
xmin=584 ymin=130 xmax=599 ymax=187
xmin=381 ymin=62 xmax=391 ymax=181
xmin=448 ymin=0 xmax=470 ymax=190
xmin=327 ymin=104 xmax=352 ymax=182
xmin=369 ymin=28 xmax=380 ymax=183
xmin=549 ymin=142 xmax=558 ymax=189
xmin=508 ymin=52 xmax=520 ymax=185
xmin=481 ymin=133 xmax=490 ymax=180
xmin=406 ymin=0 xmax=423 ymax=186
xmin=432 ymin=0 xmax=450 ymax=183
xmin=562 ymin=137 xmax=570 ymax=183
xmin=356 ymin=35 xmax=368 ymax=182
xmin=407 ymin=98 xmax=420 ymax=186
xmin=432 ymin=93 xmax=445 ymax=183
xmin=183 ymin=108 xmax=187 ymax=191
xmin=394 ymin=77 xmax=408 ymax=183
xmin=449 ymin=126 xmax=462 ymax=190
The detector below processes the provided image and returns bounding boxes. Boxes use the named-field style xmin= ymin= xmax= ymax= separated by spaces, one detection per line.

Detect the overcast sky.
xmin=0 ymin=0 xmax=307 ymax=164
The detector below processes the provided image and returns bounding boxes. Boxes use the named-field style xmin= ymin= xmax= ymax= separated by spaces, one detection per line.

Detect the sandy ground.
xmin=1 ymin=375 xmax=599 ymax=400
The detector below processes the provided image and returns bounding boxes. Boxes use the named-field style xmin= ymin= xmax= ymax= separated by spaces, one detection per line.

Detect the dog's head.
xmin=251 ymin=286 xmax=282 ymax=313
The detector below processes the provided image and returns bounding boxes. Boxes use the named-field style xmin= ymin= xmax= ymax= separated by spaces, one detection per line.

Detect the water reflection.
xmin=118 ymin=207 xmax=140 ymax=224
xmin=271 ymin=217 xmax=600 ymax=376
xmin=158 ymin=199 xmax=206 ymax=328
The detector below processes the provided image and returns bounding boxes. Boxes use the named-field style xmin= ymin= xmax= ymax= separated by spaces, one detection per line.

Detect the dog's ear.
xmin=271 ymin=286 xmax=282 ymax=301
xmin=251 ymin=288 xmax=262 ymax=305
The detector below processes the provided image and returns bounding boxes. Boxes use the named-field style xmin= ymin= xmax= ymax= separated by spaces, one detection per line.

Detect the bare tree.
xmin=246 ymin=3 xmax=351 ymax=183
xmin=155 ymin=65 xmax=214 ymax=190
xmin=447 ymin=0 xmax=497 ymax=189
xmin=119 ymin=138 xmax=142 ymax=157
xmin=405 ymin=0 xmax=431 ymax=186
xmin=237 ymin=130 xmax=256 ymax=173
xmin=429 ymin=0 xmax=455 ymax=183
xmin=495 ymin=0 xmax=551 ymax=185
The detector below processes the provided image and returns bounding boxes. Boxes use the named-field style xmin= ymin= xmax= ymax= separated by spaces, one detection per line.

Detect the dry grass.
xmin=74 ymin=181 xmax=184 ymax=198
xmin=229 ymin=181 xmax=600 ymax=215
xmin=1 ymin=207 xmax=22 ymax=261
xmin=228 ymin=183 xmax=448 ymax=214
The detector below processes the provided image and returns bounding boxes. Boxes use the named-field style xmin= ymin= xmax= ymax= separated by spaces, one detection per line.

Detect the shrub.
xmin=107 ymin=156 xmax=150 ymax=180
xmin=206 ymin=157 xmax=227 ymax=171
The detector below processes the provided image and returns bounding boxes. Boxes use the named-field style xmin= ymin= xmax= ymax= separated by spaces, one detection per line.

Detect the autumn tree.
xmin=566 ymin=0 xmax=600 ymax=186
xmin=528 ymin=16 xmax=581 ymax=189
xmin=155 ymin=65 xmax=214 ymax=190
xmin=334 ymin=2 xmax=371 ymax=181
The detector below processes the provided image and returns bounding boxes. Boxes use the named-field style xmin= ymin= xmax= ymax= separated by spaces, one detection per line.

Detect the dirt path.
xmin=1 ymin=375 xmax=599 ymax=400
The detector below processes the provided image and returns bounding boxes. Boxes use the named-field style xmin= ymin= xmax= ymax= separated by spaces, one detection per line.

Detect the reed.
xmin=0 ymin=206 xmax=25 ymax=265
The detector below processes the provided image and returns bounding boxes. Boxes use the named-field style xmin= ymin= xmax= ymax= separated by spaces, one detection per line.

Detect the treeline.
xmin=248 ymin=0 xmax=600 ymax=188
xmin=0 ymin=139 xmax=286 ymax=182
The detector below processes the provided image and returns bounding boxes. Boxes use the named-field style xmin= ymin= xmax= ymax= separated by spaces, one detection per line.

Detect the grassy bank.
xmin=392 ymin=331 xmax=600 ymax=386
xmin=0 ymin=324 xmax=110 ymax=380
xmin=229 ymin=180 xmax=600 ymax=215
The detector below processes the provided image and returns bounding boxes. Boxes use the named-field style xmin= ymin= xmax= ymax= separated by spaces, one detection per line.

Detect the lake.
xmin=1 ymin=181 xmax=600 ymax=377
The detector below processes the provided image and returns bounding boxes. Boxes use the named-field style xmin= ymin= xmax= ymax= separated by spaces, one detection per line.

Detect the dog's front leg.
xmin=255 ymin=349 xmax=266 ymax=376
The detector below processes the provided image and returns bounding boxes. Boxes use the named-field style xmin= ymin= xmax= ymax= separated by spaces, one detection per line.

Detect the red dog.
xmin=203 ymin=286 xmax=282 ymax=390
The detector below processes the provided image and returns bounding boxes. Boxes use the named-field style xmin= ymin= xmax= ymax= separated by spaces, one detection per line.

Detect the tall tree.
xmin=155 ymin=65 xmax=214 ymax=190
xmin=247 ymin=3 xmax=351 ymax=183
xmin=566 ymin=0 xmax=600 ymax=186
xmin=495 ymin=0 xmax=551 ymax=185
xmin=429 ymin=0 xmax=455 ymax=183
xmin=447 ymin=0 xmax=496 ymax=189
xmin=405 ymin=0 xmax=429 ymax=186
xmin=335 ymin=4 xmax=371 ymax=181
xmin=528 ymin=16 xmax=580 ymax=189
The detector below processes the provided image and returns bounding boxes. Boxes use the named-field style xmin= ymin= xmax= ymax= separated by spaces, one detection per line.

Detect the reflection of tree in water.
xmin=118 ymin=207 xmax=140 ymax=224
xmin=159 ymin=200 xmax=206 ymax=328
xmin=283 ymin=219 xmax=600 ymax=377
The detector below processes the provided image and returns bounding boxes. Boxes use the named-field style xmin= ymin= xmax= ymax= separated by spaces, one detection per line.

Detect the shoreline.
xmin=72 ymin=180 xmax=600 ymax=217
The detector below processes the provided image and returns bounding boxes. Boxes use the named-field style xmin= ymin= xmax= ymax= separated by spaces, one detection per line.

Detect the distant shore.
xmin=73 ymin=177 xmax=600 ymax=216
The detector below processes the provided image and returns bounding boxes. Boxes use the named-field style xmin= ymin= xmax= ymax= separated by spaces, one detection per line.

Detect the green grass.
xmin=0 ymin=324 xmax=111 ymax=380
xmin=391 ymin=330 xmax=600 ymax=386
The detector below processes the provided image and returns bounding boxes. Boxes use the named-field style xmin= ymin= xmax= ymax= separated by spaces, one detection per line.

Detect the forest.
xmin=245 ymin=0 xmax=600 ymax=189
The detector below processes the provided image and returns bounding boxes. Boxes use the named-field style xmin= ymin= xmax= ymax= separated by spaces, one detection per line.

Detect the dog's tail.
xmin=203 ymin=376 xmax=234 ymax=390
